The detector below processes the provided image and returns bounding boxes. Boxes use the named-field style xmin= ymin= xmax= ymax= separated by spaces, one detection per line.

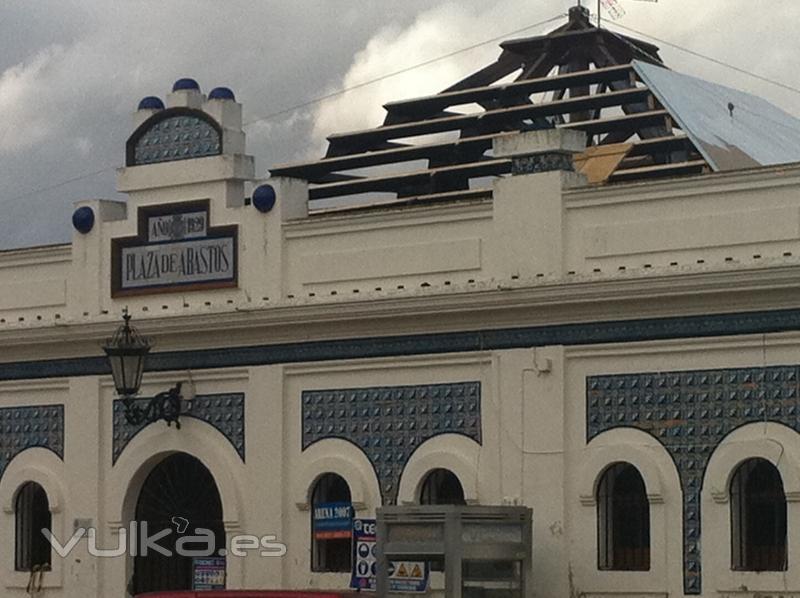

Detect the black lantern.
xmin=103 ymin=311 xmax=182 ymax=428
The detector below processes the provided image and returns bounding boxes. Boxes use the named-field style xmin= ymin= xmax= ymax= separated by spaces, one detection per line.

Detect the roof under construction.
xmin=271 ymin=6 xmax=800 ymax=211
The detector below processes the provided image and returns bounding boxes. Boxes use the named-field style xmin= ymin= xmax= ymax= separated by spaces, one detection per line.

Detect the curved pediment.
xmin=126 ymin=107 xmax=222 ymax=166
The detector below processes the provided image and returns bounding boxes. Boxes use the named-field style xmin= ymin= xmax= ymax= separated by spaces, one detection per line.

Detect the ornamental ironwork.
xmin=113 ymin=393 xmax=245 ymax=464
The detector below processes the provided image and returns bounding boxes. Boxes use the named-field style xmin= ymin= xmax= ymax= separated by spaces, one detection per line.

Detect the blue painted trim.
xmin=2 ymin=307 xmax=800 ymax=382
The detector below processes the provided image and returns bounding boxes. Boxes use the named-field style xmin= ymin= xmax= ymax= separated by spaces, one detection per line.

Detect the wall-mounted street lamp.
xmin=103 ymin=311 xmax=182 ymax=428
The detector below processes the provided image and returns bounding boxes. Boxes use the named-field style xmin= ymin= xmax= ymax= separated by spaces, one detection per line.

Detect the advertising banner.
xmin=313 ymin=502 xmax=353 ymax=540
xmin=350 ymin=518 xmax=428 ymax=593
xmin=192 ymin=557 xmax=226 ymax=590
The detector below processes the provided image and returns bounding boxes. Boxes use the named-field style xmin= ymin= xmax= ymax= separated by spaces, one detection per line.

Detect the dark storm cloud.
xmin=1 ymin=0 xmax=799 ymax=250
xmin=0 ymin=0 xmax=472 ymax=249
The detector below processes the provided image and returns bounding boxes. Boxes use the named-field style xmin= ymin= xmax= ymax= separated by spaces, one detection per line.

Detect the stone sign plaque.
xmin=112 ymin=200 xmax=237 ymax=296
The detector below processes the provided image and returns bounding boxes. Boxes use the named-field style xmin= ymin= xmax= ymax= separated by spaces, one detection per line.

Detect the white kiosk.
xmin=376 ymin=506 xmax=532 ymax=598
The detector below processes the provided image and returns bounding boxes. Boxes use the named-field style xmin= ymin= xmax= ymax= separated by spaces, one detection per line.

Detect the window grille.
xmin=311 ymin=473 xmax=352 ymax=573
xmin=731 ymin=458 xmax=787 ymax=571
xmin=15 ymin=482 xmax=52 ymax=572
xmin=419 ymin=468 xmax=466 ymax=571
xmin=597 ymin=463 xmax=650 ymax=571
xmin=419 ymin=469 xmax=466 ymax=506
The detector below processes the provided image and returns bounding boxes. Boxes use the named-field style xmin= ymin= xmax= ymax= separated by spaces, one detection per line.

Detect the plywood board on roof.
xmin=574 ymin=143 xmax=633 ymax=183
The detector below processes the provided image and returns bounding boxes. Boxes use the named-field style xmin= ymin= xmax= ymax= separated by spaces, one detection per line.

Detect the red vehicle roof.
xmin=137 ymin=592 xmax=358 ymax=598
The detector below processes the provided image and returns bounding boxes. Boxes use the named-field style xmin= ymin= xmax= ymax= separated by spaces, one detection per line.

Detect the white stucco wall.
xmin=2 ymin=95 xmax=800 ymax=598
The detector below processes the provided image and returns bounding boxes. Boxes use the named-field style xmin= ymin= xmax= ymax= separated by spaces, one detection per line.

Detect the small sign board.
xmin=192 ymin=557 xmax=226 ymax=590
xmin=313 ymin=502 xmax=353 ymax=540
xmin=111 ymin=201 xmax=237 ymax=296
xmin=350 ymin=518 xmax=428 ymax=593
xmin=148 ymin=211 xmax=208 ymax=243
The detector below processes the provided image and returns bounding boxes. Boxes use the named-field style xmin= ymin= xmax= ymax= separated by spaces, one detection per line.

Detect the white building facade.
xmin=4 ymin=13 xmax=800 ymax=598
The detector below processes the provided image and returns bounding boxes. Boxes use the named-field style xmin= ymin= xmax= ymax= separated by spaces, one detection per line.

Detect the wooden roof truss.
xmin=271 ymin=7 xmax=711 ymax=212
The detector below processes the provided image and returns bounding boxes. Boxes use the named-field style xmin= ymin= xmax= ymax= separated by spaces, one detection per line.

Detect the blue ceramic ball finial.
xmin=209 ymin=87 xmax=236 ymax=101
xmin=252 ymin=184 xmax=277 ymax=213
xmin=72 ymin=207 xmax=95 ymax=234
xmin=137 ymin=96 xmax=165 ymax=111
xmin=172 ymin=78 xmax=200 ymax=92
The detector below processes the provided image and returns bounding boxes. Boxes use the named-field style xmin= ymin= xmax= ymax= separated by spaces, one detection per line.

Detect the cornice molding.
xmin=1 ymin=262 xmax=799 ymax=349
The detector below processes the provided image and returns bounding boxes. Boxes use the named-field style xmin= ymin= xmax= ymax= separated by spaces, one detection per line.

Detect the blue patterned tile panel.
xmin=132 ymin=114 xmax=221 ymax=165
xmin=0 ymin=405 xmax=64 ymax=481
xmin=302 ymin=382 xmax=482 ymax=505
xmin=113 ymin=393 xmax=245 ymax=464
xmin=587 ymin=365 xmax=800 ymax=595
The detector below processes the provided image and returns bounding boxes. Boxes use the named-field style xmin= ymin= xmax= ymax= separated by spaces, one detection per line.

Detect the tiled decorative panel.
xmin=512 ymin=152 xmax=574 ymax=175
xmin=0 ymin=405 xmax=64 ymax=480
xmin=133 ymin=114 xmax=221 ymax=165
xmin=113 ymin=393 xmax=244 ymax=464
xmin=588 ymin=366 xmax=800 ymax=595
xmin=302 ymin=382 xmax=481 ymax=505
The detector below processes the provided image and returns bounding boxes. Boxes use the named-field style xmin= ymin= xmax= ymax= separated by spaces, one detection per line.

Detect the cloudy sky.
xmin=1 ymin=0 xmax=799 ymax=250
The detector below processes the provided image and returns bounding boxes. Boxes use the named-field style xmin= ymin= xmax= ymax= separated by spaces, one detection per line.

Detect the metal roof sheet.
xmin=633 ymin=61 xmax=800 ymax=171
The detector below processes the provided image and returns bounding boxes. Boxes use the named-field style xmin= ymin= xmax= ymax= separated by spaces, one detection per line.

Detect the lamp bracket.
xmin=122 ymin=382 xmax=183 ymax=428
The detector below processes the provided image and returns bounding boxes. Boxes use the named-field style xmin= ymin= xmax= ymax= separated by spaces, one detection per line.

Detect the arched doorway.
xmin=132 ymin=452 xmax=226 ymax=595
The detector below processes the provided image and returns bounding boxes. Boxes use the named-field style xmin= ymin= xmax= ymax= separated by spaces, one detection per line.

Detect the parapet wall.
xmin=1 ymin=130 xmax=799 ymax=335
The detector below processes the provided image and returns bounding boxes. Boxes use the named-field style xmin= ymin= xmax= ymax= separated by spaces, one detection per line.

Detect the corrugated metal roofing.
xmin=634 ymin=61 xmax=800 ymax=171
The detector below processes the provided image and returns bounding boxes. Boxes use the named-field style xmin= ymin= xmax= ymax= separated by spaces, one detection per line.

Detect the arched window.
xmin=311 ymin=473 xmax=353 ymax=573
xmin=730 ymin=458 xmax=787 ymax=571
xmin=597 ymin=463 xmax=650 ymax=571
xmin=419 ymin=469 xmax=466 ymax=505
xmin=15 ymin=482 xmax=52 ymax=572
xmin=419 ymin=468 xmax=466 ymax=572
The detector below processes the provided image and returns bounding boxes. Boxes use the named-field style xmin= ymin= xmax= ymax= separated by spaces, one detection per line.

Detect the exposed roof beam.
xmin=271 ymin=133 xmax=505 ymax=181
xmin=609 ymin=159 xmax=708 ymax=182
xmin=627 ymin=135 xmax=693 ymax=156
xmin=560 ymin=109 xmax=670 ymax=136
xmin=310 ymin=188 xmax=493 ymax=215
xmin=383 ymin=64 xmax=634 ymax=121
xmin=308 ymin=159 xmax=510 ymax=200
xmin=328 ymin=87 xmax=652 ymax=152
xmin=441 ymin=51 xmax=523 ymax=93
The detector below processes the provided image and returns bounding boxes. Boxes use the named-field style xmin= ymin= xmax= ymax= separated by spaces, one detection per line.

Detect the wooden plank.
xmin=442 ymin=52 xmax=523 ymax=93
xmin=500 ymin=28 xmax=603 ymax=54
xmin=325 ymin=140 xmax=410 ymax=159
xmin=328 ymin=87 xmax=652 ymax=152
xmin=313 ymin=173 xmax=365 ymax=184
xmin=574 ymin=143 xmax=632 ymax=183
xmin=309 ymin=189 xmax=493 ymax=213
xmin=273 ymin=132 xmax=691 ymax=188
xmin=271 ymin=132 xmax=506 ymax=181
xmin=308 ymin=159 xmax=510 ymax=200
xmin=609 ymin=159 xmax=707 ymax=181
xmin=560 ymin=109 xmax=669 ymax=136
xmin=384 ymin=64 xmax=634 ymax=119
xmin=627 ymin=135 xmax=693 ymax=155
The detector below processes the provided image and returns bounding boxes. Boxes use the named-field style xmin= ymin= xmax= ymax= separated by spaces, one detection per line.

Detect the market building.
xmin=3 ymin=6 xmax=800 ymax=597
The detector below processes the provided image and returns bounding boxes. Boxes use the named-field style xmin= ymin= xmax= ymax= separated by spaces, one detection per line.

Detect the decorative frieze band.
xmin=0 ymin=405 xmax=64 ymax=480
xmin=588 ymin=365 xmax=800 ymax=595
xmin=113 ymin=393 xmax=245 ymax=464
xmin=302 ymin=381 xmax=481 ymax=505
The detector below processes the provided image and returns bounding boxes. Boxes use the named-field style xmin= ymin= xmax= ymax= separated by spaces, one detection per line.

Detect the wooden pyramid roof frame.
xmin=271 ymin=6 xmax=715 ymax=211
